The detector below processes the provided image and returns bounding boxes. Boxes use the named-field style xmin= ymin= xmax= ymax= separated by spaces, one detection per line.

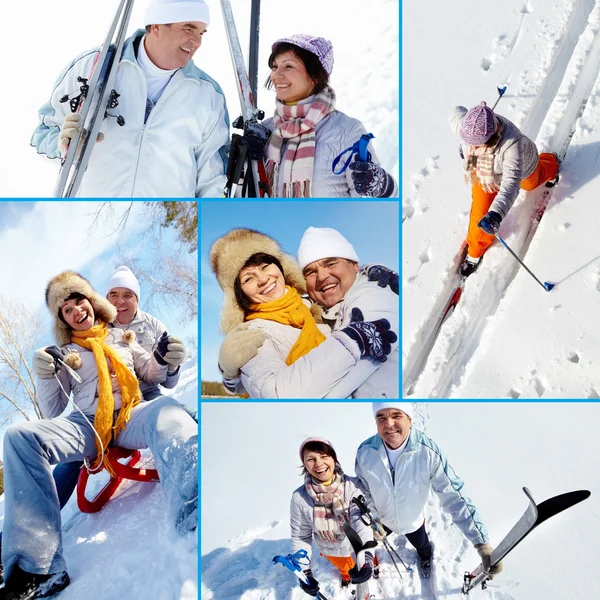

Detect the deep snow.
xmin=200 ymin=402 xmax=599 ymax=600
xmin=403 ymin=0 xmax=600 ymax=397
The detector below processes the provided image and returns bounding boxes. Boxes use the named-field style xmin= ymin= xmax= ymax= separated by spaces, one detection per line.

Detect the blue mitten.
xmin=243 ymin=122 xmax=271 ymax=160
xmin=367 ymin=265 xmax=399 ymax=295
xmin=478 ymin=211 xmax=502 ymax=234
xmin=349 ymin=161 xmax=396 ymax=197
xmin=340 ymin=308 xmax=397 ymax=362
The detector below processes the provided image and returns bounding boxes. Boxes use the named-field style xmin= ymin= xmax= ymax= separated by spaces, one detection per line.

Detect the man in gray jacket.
xmin=355 ymin=402 xmax=501 ymax=579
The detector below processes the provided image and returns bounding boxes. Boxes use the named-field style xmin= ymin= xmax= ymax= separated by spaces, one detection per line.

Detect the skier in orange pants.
xmin=450 ymin=102 xmax=559 ymax=276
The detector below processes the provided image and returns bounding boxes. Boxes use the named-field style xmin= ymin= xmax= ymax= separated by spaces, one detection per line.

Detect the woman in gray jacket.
xmin=248 ymin=34 xmax=397 ymax=198
xmin=450 ymin=102 xmax=559 ymax=276
xmin=290 ymin=438 xmax=374 ymax=596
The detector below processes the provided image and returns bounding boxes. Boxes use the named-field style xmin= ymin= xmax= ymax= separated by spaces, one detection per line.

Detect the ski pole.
xmin=490 ymin=84 xmax=508 ymax=111
xmin=495 ymin=234 xmax=554 ymax=291
xmin=272 ymin=550 xmax=330 ymax=600
xmin=332 ymin=133 xmax=375 ymax=174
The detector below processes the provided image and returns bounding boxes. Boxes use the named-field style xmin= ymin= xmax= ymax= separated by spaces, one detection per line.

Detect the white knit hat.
xmin=144 ymin=0 xmax=210 ymax=26
xmin=297 ymin=227 xmax=360 ymax=270
xmin=372 ymin=402 xmax=414 ymax=421
xmin=106 ymin=266 xmax=141 ymax=301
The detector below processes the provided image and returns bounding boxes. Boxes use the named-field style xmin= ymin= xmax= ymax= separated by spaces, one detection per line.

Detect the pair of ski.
xmin=54 ymin=0 xmax=134 ymax=198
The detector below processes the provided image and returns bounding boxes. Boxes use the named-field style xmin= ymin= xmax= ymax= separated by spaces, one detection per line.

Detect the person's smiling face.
xmin=270 ymin=50 xmax=315 ymax=103
xmin=239 ymin=262 xmax=286 ymax=305
xmin=145 ymin=22 xmax=207 ymax=70
xmin=61 ymin=297 xmax=95 ymax=331
xmin=303 ymin=258 xmax=359 ymax=308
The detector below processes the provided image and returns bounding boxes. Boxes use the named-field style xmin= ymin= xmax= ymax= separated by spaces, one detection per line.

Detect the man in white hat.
xmin=354 ymin=402 xmax=501 ymax=579
xmin=218 ymin=226 xmax=399 ymax=398
xmin=31 ymin=0 xmax=229 ymax=197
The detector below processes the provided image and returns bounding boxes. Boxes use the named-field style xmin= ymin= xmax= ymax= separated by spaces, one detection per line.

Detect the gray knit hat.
xmin=272 ymin=34 xmax=334 ymax=76
xmin=459 ymin=101 xmax=497 ymax=145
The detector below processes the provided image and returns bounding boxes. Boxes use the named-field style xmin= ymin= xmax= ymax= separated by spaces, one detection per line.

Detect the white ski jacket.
xmin=31 ymin=30 xmax=229 ymax=198
xmin=263 ymin=106 xmax=397 ymax=198
xmin=355 ymin=428 xmax=489 ymax=545
xmin=37 ymin=327 xmax=167 ymax=418
xmin=108 ymin=310 xmax=180 ymax=397
xmin=290 ymin=475 xmax=374 ymax=559
xmin=449 ymin=106 xmax=539 ymax=217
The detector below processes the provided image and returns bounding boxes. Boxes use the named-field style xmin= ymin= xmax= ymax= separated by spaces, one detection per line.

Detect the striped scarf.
xmin=463 ymin=119 xmax=504 ymax=192
xmin=71 ymin=321 xmax=141 ymax=474
xmin=245 ymin=286 xmax=326 ymax=365
xmin=304 ymin=472 xmax=347 ymax=544
xmin=265 ymin=86 xmax=336 ymax=198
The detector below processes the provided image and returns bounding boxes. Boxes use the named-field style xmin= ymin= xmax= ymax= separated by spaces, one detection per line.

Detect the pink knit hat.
xmin=459 ymin=101 xmax=497 ymax=145
xmin=299 ymin=437 xmax=335 ymax=461
xmin=272 ymin=34 xmax=334 ymax=76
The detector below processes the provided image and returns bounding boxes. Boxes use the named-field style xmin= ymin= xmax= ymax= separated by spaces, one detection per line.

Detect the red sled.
xmin=77 ymin=447 xmax=159 ymax=513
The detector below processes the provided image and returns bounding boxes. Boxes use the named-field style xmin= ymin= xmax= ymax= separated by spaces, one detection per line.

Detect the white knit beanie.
xmin=106 ymin=266 xmax=141 ymax=301
xmin=372 ymin=402 xmax=414 ymax=421
xmin=297 ymin=227 xmax=360 ymax=270
xmin=144 ymin=0 xmax=210 ymax=26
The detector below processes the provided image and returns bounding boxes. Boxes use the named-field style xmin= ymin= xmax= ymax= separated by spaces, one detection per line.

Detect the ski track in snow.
xmin=403 ymin=1 xmax=600 ymax=398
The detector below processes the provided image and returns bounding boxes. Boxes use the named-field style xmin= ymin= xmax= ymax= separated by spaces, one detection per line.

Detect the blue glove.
xmin=243 ymin=121 xmax=271 ymax=160
xmin=341 ymin=308 xmax=397 ymax=362
xmin=349 ymin=161 xmax=396 ymax=197
xmin=349 ymin=552 xmax=374 ymax=584
xmin=478 ymin=211 xmax=502 ymax=234
xmin=367 ymin=265 xmax=399 ymax=295
xmin=299 ymin=569 xmax=320 ymax=597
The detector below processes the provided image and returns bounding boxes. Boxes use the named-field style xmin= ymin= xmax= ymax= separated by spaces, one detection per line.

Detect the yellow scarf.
xmin=246 ymin=286 xmax=326 ymax=365
xmin=71 ymin=321 xmax=141 ymax=472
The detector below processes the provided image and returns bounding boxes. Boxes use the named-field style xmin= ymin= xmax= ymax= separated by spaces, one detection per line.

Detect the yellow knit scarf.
xmin=245 ymin=286 xmax=326 ymax=365
xmin=71 ymin=321 xmax=141 ymax=472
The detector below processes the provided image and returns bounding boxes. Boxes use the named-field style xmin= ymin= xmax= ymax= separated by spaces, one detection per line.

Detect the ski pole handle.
xmin=332 ymin=133 xmax=375 ymax=174
xmin=491 ymin=84 xmax=508 ymax=111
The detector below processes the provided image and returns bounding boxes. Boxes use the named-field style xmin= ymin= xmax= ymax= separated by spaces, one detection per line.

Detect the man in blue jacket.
xmin=355 ymin=402 xmax=502 ymax=579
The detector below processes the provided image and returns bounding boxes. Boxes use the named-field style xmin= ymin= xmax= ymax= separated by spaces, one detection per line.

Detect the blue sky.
xmin=200 ymin=201 xmax=399 ymax=381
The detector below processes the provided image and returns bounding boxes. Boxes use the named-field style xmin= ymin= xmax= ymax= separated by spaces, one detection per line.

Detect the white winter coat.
xmin=263 ymin=106 xmax=396 ymax=198
xmin=449 ymin=106 xmax=539 ymax=217
xmin=230 ymin=268 xmax=399 ymax=398
xmin=37 ymin=327 xmax=168 ymax=418
xmin=355 ymin=428 xmax=488 ymax=545
xmin=108 ymin=310 xmax=180 ymax=397
xmin=290 ymin=475 xmax=373 ymax=559
xmin=31 ymin=30 xmax=230 ymax=198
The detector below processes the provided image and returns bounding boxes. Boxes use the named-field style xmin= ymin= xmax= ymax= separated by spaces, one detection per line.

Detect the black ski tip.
xmin=536 ymin=490 xmax=591 ymax=525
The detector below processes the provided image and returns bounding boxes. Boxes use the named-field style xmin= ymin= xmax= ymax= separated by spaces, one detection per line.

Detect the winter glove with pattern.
xmin=475 ymin=543 xmax=503 ymax=578
xmin=298 ymin=569 xmax=320 ymax=597
xmin=336 ymin=307 xmax=397 ymax=362
xmin=154 ymin=332 xmax=186 ymax=369
xmin=218 ymin=323 xmax=266 ymax=379
xmin=367 ymin=265 xmax=399 ymax=295
xmin=478 ymin=211 xmax=502 ymax=234
xmin=33 ymin=347 xmax=64 ymax=378
xmin=242 ymin=122 xmax=271 ymax=160
xmin=349 ymin=160 xmax=396 ymax=197
xmin=349 ymin=552 xmax=374 ymax=584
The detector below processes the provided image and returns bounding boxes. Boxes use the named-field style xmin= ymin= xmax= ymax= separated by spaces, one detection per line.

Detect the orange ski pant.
xmin=323 ymin=555 xmax=355 ymax=581
xmin=467 ymin=152 xmax=559 ymax=258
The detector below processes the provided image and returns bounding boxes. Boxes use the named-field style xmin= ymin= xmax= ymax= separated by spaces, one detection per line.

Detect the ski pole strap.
xmin=332 ymin=133 xmax=375 ymax=174
xmin=272 ymin=549 xmax=310 ymax=578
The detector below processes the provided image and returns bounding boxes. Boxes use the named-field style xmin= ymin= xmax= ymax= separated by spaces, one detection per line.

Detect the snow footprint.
xmin=407 ymin=248 xmax=432 ymax=283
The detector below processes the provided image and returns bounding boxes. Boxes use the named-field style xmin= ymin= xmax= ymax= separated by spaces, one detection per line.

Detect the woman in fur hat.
xmin=210 ymin=228 xmax=396 ymax=398
xmin=290 ymin=438 xmax=375 ymax=595
xmin=0 ymin=271 xmax=198 ymax=600
xmin=245 ymin=35 xmax=397 ymax=198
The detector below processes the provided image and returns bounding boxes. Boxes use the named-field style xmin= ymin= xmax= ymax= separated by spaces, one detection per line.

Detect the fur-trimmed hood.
xmin=210 ymin=228 xmax=321 ymax=333
xmin=45 ymin=271 xmax=117 ymax=346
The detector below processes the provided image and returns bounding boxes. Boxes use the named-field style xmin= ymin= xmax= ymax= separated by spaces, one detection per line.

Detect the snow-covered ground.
xmin=200 ymin=402 xmax=599 ymax=600
xmin=0 ymin=359 xmax=198 ymax=600
xmin=403 ymin=0 xmax=600 ymax=397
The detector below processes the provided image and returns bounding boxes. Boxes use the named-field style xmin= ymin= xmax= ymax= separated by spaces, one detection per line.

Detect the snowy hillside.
xmin=201 ymin=402 xmax=599 ymax=600
xmin=403 ymin=0 xmax=600 ymax=397
xmin=0 ymin=359 xmax=198 ymax=600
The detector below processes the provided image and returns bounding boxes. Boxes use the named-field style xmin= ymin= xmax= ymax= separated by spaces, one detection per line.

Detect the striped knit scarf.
xmin=463 ymin=119 xmax=504 ymax=192
xmin=245 ymin=286 xmax=326 ymax=365
xmin=71 ymin=321 xmax=141 ymax=473
xmin=265 ymin=86 xmax=337 ymax=198
xmin=304 ymin=472 xmax=347 ymax=544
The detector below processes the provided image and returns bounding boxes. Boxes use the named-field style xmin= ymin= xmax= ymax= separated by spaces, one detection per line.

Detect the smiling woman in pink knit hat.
xmin=245 ymin=34 xmax=397 ymax=198
xmin=449 ymin=101 xmax=560 ymax=277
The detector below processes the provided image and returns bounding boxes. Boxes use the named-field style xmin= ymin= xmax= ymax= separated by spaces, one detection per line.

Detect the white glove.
xmin=33 ymin=348 xmax=57 ymax=378
xmin=218 ymin=323 xmax=265 ymax=379
xmin=475 ymin=542 xmax=503 ymax=578
xmin=57 ymin=113 xmax=105 ymax=158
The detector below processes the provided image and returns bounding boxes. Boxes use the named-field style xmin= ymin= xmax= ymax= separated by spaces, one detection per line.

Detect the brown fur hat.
xmin=210 ymin=228 xmax=320 ymax=333
xmin=45 ymin=271 xmax=117 ymax=346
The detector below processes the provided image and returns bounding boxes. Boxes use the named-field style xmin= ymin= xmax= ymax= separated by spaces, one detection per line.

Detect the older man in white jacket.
xmin=355 ymin=402 xmax=502 ymax=579
xmin=31 ymin=0 xmax=229 ymax=197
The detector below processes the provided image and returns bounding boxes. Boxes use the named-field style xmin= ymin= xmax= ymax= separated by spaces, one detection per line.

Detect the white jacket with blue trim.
xmin=31 ymin=30 xmax=229 ymax=198
xmin=355 ymin=428 xmax=489 ymax=545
